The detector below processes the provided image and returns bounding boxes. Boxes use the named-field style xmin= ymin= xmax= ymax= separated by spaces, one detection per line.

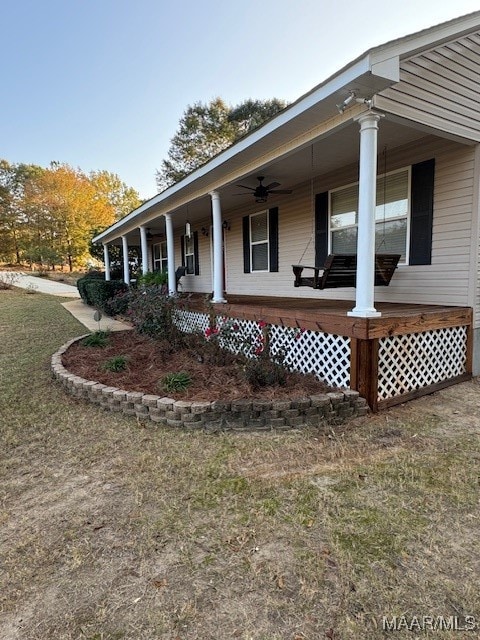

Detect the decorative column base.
xmin=348 ymin=308 xmax=382 ymax=318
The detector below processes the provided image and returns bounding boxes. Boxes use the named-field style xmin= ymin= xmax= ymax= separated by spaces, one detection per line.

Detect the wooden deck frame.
xmin=187 ymin=295 xmax=473 ymax=411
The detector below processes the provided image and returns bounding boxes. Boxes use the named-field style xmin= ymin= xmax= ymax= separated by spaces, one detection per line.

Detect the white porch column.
xmin=210 ymin=190 xmax=226 ymax=303
xmin=348 ymin=112 xmax=383 ymax=318
xmin=164 ymin=213 xmax=176 ymax=295
xmin=121 ymin=234 xmax=130 ymax=285
xmin=103 ymin=243 xmax=111 ymax=281
xmin=139 ymin=225 xmax=149 ymax=275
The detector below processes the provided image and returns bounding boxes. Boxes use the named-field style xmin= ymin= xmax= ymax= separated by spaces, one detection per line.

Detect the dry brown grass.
xmin=1 ymin=289 xmax=480 ymax=639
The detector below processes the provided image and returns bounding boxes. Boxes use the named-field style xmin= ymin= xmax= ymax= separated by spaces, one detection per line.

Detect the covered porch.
xmin=176 ymin=295 xmax=473 ymax=411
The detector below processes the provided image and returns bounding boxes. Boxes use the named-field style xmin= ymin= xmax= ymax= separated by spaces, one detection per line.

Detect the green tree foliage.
xmin=156 ymin=97 xmax=288 ymax=192
xmin=0 ymin=160 xmax=44 ymax=263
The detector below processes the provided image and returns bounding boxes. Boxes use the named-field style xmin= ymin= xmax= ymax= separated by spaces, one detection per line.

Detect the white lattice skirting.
xmin=175 ymin=311 xmax=350 ymax=388
xmin=174 ymin=310 xmax=210 ymax=334
xmin=377 ymin=326 xmax=468 ymax=401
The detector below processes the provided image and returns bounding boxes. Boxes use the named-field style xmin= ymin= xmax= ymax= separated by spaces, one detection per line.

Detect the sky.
xmin=2 ymin=0 xmax=480 ymax=200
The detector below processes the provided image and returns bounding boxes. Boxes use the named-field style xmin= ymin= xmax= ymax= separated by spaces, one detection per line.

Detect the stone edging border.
xmin=51 ymin=336 xmax=369 ymax=432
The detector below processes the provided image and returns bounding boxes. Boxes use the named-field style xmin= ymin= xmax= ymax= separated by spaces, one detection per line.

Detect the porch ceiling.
xmin=118 ymin=116 xmax=429 ymax=244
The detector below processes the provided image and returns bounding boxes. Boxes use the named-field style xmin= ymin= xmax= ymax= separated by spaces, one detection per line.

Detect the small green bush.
xmin=102 ymin=355 xmax=128 ymax=372
xmin=81 ymin=330 xmax=111 ymax=348
xmin=137 ymin=270 xmax=168 ymax=287
xmin=83 ymin=280 xmax=128 ymax=313
xmin=162 ymin=371 xmax=192 ymax=393
xmin=76 ymin=271 xmax=105 ymax=304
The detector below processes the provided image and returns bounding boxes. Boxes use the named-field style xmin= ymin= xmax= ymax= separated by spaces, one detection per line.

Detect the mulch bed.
xmin=62 ymin=330 xmax=332 ymax=401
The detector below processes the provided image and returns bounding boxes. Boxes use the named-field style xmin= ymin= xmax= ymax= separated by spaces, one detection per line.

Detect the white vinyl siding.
xmin=224 ymin=137 xmax=475 ymax=310
xmin=375 ymin=32 xmax=480 ymax=142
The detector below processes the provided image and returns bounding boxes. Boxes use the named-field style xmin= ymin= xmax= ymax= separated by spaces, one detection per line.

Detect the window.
xmin=181 ymin=231 xmax=199 ymax=275
xmin=243 ymin=208 xmax=279 ymax=273
xmin=184 ymin=234 xmax=194 ymax=274
xmin=330 ymin=168 xmax=410 ymax=262
xmin=250 ymin=211 xmax=269 ymax=271
xmin=152 ymin=241 xmax=168 ymax=272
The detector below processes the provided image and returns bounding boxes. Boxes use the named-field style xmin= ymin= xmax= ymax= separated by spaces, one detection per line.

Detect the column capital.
xmin=164 ymin=212 xmax=171 ymax=221
xmin=209 ymin=190 xmax=220 ymax=200
xmin=354 ymin=110 xmax=385 ymax=127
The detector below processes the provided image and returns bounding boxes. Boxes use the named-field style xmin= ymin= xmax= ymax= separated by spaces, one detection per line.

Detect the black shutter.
xmin=315 ymin=191 xmax=329 ymax=267
xmin=409 ymin=159 xmax=435 ymax=265
xmin=180 ymin=235 xmax=185 ymax=267
xmin=242 ymin=215 xmax=251 ymax=273
xmin=269 ymin=207 xmax=279 ymax=272
xmin=193 ymin=231 xmax=200 ymax=275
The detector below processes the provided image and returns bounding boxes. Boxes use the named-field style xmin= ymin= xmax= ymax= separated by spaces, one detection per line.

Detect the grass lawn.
xmin=1 ymin=289 xmax=479 ymax=639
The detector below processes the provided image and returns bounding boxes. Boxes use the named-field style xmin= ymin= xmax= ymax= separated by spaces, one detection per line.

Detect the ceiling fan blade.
xmin=265 ymin=181 xmax=281 ymax=190
xmin=235 ymin=184 xmax=255 ymax=190
xmin=269 ymin=189 xmax=293 ymax=194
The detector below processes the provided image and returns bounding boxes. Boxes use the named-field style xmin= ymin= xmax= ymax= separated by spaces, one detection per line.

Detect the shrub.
xmin=244 ymin=358 xmax=287 ymax=389
xmin=81 ymin=330 xmax=111 ymax=348
xmin=126 ymin=287 xmax=184 ymax=344
xmin=102 ymin=355 xmax=128 ymax=372
xmin=76 ymin=271 xmax=105 ymax=304
xmin=83 ymin=280 xmax=128 ymax=312
xmin=162 ymin=371 xmax=192 ymax=393
xmin=137 ymin=270 xmax=168 ymax=287
xmin=103 ymin=289 xmax=131 ymax=317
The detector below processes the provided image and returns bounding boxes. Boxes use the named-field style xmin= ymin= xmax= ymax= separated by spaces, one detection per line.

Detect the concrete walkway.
xmin=5 ymin=271 xmax=131 ymax=332
xmin=61 ymin=299 xmax=132 ymax=332
xmin=6 ymin=272 xmax=81 ymax=298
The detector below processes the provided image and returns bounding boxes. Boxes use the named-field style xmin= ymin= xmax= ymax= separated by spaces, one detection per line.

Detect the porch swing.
xmin=292 ymin=146 xmax=400 ymax=290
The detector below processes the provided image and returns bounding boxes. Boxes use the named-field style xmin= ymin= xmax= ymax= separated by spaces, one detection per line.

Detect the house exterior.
xmin=93 ymin=12 xmax=480 ymax=410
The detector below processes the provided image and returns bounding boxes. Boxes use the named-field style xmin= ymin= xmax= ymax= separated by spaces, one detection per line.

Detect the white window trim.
xmin=328 ymin=166 xmax=411 ymax=265
xmin=250 ymin=210 xmax=270 ymax=273
xmin=184 ymin=234 xmax=195 ymax=275
xmin=153 ymin=241 xmax=168 ymax=272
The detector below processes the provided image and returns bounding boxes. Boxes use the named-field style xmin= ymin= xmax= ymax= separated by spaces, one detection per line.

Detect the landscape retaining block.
xmin=52 ymin=336 xmax=369 ymax=432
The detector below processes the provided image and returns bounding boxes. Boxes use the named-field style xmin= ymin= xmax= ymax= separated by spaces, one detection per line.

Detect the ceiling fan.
xmin=146 ymin=228 xmax=164 ymax=240
xmin=234 ymin=176 xmax=293 ymax=203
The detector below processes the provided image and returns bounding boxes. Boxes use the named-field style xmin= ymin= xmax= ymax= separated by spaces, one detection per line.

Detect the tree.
xmin=0 ymin=160 xmax=44 ymax=263
xmin=89 ymin=170 xmax=142 ymax=221
xmin=228 ymin=98 xmax=287 ymax=136
xmin=25 ymin=163 xmax=115 ymax=271
xmin=156 ymin=97 xmax=288 ymax=192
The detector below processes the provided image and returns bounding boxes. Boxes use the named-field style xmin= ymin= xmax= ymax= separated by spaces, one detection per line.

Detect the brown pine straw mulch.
xmin=62 ymin=330 xmax=333 ymax=401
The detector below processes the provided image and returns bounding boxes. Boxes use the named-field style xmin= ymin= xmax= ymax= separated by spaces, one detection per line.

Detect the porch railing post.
xmin=350 ymin=337 xmax=379 ymax=412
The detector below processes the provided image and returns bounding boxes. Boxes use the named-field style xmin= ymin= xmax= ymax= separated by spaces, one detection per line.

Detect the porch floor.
xmin=206 ymin=295 xmax=472 ymax=340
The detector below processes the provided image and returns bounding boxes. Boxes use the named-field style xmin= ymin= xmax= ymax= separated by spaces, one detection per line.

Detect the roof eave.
xmin=93 ymin=51 xmax=399 ymax=244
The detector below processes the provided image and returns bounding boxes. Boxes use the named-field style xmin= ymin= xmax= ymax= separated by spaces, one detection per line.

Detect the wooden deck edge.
xmin=376 ymin=373 xmax=472 ymax=411
xmin=205 ymin=301 xmax=473 ymax=340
